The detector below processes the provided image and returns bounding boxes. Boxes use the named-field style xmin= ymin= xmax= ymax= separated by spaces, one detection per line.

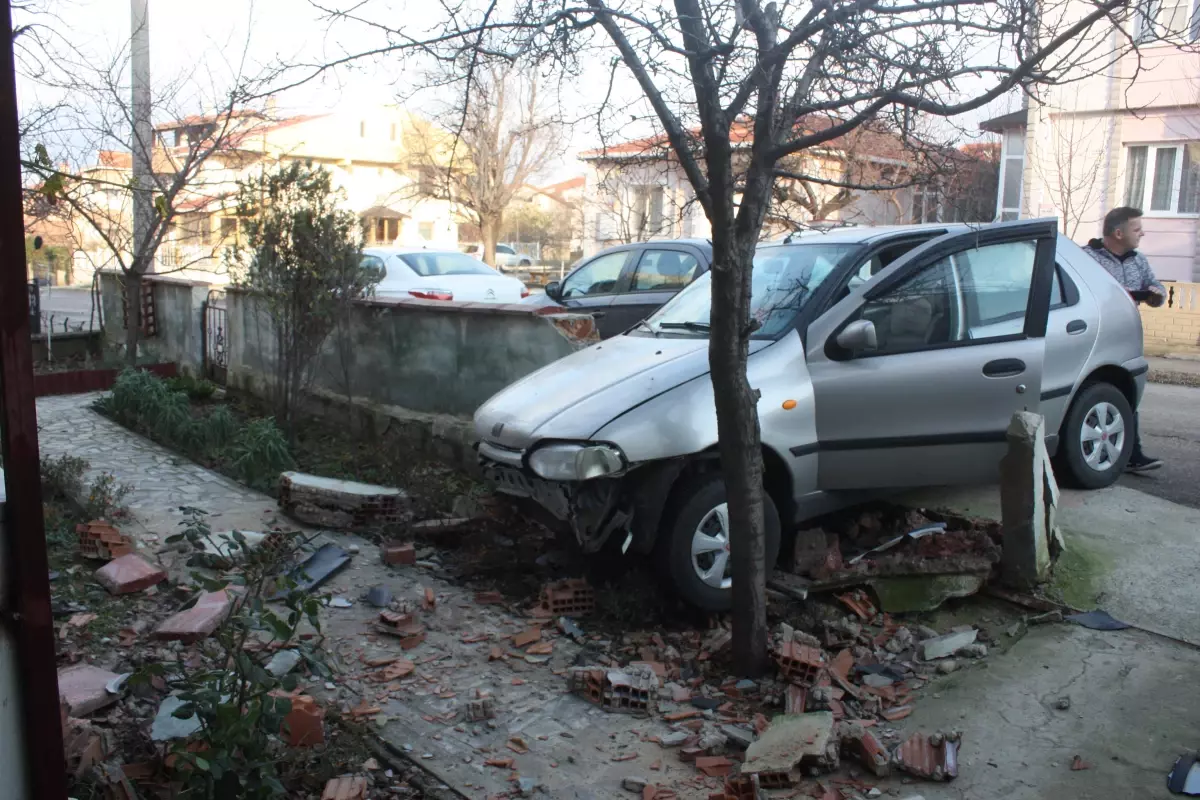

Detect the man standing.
xmin=1085 ymin=206 xmax=1164 ymax=473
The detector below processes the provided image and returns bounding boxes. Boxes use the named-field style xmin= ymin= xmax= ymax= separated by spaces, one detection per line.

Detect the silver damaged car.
xmin=474 ymin=220 xmax=1149 ymax=610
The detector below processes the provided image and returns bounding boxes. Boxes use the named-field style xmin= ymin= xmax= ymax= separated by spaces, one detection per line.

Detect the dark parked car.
xmin=528 ymin=239 xmax=712 ymax=338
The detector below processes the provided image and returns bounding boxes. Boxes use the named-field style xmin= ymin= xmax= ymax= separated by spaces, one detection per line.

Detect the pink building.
xmin=982 ymin=12 xmax=1200 ymax=283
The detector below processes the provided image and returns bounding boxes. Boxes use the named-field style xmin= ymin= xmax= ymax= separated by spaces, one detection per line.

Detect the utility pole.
xmin=130 ymin=0 xmax=152 ymax=275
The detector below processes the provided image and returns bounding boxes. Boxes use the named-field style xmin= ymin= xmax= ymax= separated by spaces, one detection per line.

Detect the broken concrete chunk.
xmin=321 ymin=775 xmax=367 ymax=800
xmin=743 ymin=712 xmax=837 ymax=776
xmin=58 ymin=664 xmax=123 ymax=717
xmin=364 ymin=586 xmax=393 ymax=607
xmin=999 ymin=412 xmax=1055 ymax=588
xmin=872 ymin=574 xmax=987 ymax=613
xmin=658 ymin=731 xmax=690 ymax=747
xmin=151 ymin=694 xmax=203 ymax=741
xmin=280 ymin=471 xmax=409 ymax=530
xmin=721 ymin=724 xmax=756 ymax=750
xmin=153 ymin=589 xmax=236 ymax=643
xmin=622 ymin=776 xmax=650 ymax=793
xmin=958 ymin=643 xmax=988 ymax=659
xmin=266 ymin=649 xmax=303 ymax=677
xmin=94 ymin=553 xmax=167 ymax=595
xmin=919 ymin=629 xmax=977 ymax=661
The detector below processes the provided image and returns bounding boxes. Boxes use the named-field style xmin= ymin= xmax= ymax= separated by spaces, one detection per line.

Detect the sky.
xmin=15 ymin=0 xmax=1018 ymax=185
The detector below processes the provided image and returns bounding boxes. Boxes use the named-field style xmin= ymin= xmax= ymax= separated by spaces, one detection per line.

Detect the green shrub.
xmin=40 ymin=454 xmax=89 ymax=501
xmin=230 ymin=419 xmax=294 ymax=490
xmin=202 ymin=405 xmax=238 ymax=451
xmin=84 ymin=472 xmax=132 ymax=520
xmin=166 ymin=374 xmax=218 ymax=401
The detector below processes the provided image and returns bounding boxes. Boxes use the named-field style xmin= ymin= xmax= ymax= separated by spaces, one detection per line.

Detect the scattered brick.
xmin=488 ymin=646 xmax=505 ymax=661
xmin=321 ymin=776 xmax=368 ymax=800
xmin=350 ymin=701 xmax=381 ymax=717
xmin=837 ymin=589 xmax=876 ymax=621
xmin=893 ymin=731 xmax=960 ymax=781
xmin=785 ymin=685 xmax=808 ymax=714
xmin=1071 ymin=755 xmax=1091 ymax=771
xmin=512 ymin=627 xmax=542 ymax=648
xmin=526 ymin=641 xmax=554 ymax=656
xmin=279 ymin=694 xmax=325 ymax=746
xmin=839 ymin=722 xmax=889 ymax=777
xmin=423 ymin=587 xmax=436 ymax=610
xmin=153 ymin=589 xmax=235 ymax=643
xmin=695 ymin=756 xmax=733 ymax=778
xmin=679 ymin=746 xmax=706 ymax=763
xmin=381 ymin=541 xmax=416 ymax=566
xmin=663 ymin=709 xmax=702 ymax=722
xmin=466 ymin=690 xmax=495 ymax=721
xmin=485 ymin=758 xmax=514 ymax=768
xmin=76 ymin=521 xmax=132 ymax=560
xmin=58 ymin=664 xmax=122 ymax=717
xmin=774 ymin=641 xmax=824 ymax=687
xmin=539 ymin=578 xmax=595 ymax=616
xmin=280 ymin=471 xmax=409 ymax=531
xmin=94 ymin=553 xmax=167 ymax=595
xmin=568 ymin=665 xmax=656 ymax=715
xmin=475 ymin=591 xmax=504 ymax=604
xmin=880 ymin=704 xmax=913 ymax=721
xmin=371 ymin=659 xmax=415 ymax=682
xmin=506 ymin=736 xmax=529 ymax=754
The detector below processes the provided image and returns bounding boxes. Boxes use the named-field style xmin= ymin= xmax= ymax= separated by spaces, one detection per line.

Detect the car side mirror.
xmin=835 ymin=319 xmax=878 ymax=354
xmin=545 ymin=281 xmax=563 ymax=302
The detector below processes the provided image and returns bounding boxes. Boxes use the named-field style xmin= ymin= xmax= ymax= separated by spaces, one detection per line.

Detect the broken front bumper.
xmin=478 ymin=443 xmax=628 ymax=553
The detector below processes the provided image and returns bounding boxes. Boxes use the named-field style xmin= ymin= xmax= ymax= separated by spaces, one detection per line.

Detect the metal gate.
xmin=201 ymin=289 xmax=227 ymax=383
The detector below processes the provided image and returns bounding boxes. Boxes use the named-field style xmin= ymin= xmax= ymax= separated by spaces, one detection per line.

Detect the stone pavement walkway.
xmin=36 ymin=392 xmax=277 ymax=538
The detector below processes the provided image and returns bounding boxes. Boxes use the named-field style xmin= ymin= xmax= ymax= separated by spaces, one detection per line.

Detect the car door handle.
xmin=1066 ymin=319 xmax=1087 ymax=335
xmin=591 ymin=312 xmax=607 ymax=319
xmin=982 ymin=358 xmax=1026 ymax=378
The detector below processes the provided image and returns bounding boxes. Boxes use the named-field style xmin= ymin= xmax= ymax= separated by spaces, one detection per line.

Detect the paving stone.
xmin=59 ymin=664 xmax=121 ymax=717
xmin=94 ymin=553 xmax=167 ymax=594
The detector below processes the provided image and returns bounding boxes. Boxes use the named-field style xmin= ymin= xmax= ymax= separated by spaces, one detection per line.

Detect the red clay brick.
xmin=321 ymin=776 xmax=367 ymax=800
xmin=381 ymin=541 xmax=416 ymax=565
xmin=153 ymin=589 xmax=235 ymax=643
xmin=695 ymin=755 xmax=733 ymax=777
xmin=279 ymin=694 xmax=325 ymax=746
xmin=512 ymin=627 xmax=542 ymax=648
xmin=94 ymin=553 xmax=167 ymax=595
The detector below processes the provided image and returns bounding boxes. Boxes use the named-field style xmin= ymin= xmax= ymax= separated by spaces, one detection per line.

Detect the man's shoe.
xmin=1126 ymin=455 xmax=1163 ymax=473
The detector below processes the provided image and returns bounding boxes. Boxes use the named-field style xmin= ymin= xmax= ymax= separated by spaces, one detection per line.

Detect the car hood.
xmin=475 ymin=334 xmax=769 ymax=450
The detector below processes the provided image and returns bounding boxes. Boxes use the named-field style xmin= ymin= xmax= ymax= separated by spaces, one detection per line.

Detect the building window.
xmin=1125 ymin=143 xmax=1200 ymax=214
xmin=997 ymin=127 xmax=1025 ymax=221
xmin=1135 ymin=0 xmax=1200 ymax=41
xmin=418 ymin=221 xmax=434 ymax=241
xmin=359 ymin=120 xmax=366 ymax=138
xmin=219 ymin=217 xmax=238 ymax=241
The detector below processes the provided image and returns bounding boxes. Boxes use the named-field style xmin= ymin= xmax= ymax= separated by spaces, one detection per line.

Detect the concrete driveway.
xmin=889 ymin=481 xmax=1200 ymax=799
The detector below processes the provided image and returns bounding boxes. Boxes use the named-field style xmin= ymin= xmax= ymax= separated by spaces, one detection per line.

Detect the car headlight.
xmin=528 ymin=443 xmax=625 ymax=481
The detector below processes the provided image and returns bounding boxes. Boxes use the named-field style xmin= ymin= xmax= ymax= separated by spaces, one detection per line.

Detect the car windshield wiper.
xmin=657 ymin=321 xmax=711 ymax=332
xmin=632 ymin=320 xmax=658 ymax=336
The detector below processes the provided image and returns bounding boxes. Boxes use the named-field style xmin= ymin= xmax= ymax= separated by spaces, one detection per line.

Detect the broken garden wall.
xmin=225 ymin=288 xmax=597 ymax=417
xmin=98 ymin=271 xmax=211 ymax=374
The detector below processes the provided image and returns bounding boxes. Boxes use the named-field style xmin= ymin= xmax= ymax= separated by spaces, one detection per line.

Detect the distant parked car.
xmin=363 ymin=247 xmax=529 ymax=304
xmin=524 ymin=239 xmax=712 ymax=338
xmin=465 ymin=243 xmax=533 ymax=269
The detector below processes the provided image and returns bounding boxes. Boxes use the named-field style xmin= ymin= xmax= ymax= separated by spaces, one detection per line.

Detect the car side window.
xmin=847 ymin=240 xmax=1037 ymax=356
xmin=561 ymin=251 xmax=628 ymax=298
xmin=632 ymin=250 xmax=701 ymax=291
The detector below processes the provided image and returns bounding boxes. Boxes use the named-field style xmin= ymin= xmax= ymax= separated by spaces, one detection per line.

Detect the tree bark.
xmin=481 ymin=216 xmax=502 ymax=267
xmin=708 ymin=228 xmax=770 ymax=677
xmin=123 ymin=270 xmax=142 ymax=365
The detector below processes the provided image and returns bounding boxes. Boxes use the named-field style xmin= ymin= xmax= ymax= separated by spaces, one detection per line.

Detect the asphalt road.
xmin=1120 ymin=382 xmax=1200 ymax=508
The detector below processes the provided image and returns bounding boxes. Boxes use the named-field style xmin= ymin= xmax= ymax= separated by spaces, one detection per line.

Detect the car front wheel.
xmin=1056 ymin=381 xmax=1134 ymax=489
xmin=656 ymin=472 xmax=782 ymax=611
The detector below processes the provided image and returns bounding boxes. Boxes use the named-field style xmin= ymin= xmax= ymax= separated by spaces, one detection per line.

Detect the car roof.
xmin=598 ymin=238 xmax=713 ymax=253
xmin=757 ymin=222 xmax=960 ymax=249
xmin=363 ymin=246 xmax=470 ymax=257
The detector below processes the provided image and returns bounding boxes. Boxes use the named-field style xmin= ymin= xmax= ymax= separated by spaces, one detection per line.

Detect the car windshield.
xmin=645 ymin=243 xmax=859 ymax=338
xmin=397 ymin=252 xmax=496 ymax=277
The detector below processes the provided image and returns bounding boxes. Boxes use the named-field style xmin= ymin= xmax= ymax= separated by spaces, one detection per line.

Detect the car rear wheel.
xmin=519 ymin=259 xmax=531 ymax=267
xmin=656 ymin=472 xmax=781 ymax=611
xmin=1056 ymin=381 xmax=1134 ymax=489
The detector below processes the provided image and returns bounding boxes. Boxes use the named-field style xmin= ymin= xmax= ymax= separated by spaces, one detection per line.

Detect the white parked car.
xmin=363 ymin=247 xmax=529 ymax=303
xmin=465 ymin=243 xmax=533 ymax=268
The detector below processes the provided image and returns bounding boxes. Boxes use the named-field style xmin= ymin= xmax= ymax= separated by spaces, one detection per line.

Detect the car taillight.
xmin=520 ymin=288 xmax=530 ymax=298
xmin=409 ymin=289 xmax=454 ymax=301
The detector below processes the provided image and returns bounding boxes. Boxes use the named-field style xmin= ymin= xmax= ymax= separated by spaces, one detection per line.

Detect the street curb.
xmin=1149 ymin=368 xmax=1200 ymax=388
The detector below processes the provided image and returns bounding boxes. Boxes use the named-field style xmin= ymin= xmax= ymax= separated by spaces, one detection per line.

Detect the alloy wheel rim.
xmin=691 ymin=503 xmax=732 ymax=590
xmin=1080 ymin=401 xmax=1124 ymax=472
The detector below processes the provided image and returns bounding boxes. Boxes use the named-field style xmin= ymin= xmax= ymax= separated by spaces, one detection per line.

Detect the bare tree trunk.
xmin=708 ymin=228 xmax=770 ymax=677
xmin=482 ymin=216 xmax=502 ymax=267
xmin=123 ymin=270 xmax=142 ymax=364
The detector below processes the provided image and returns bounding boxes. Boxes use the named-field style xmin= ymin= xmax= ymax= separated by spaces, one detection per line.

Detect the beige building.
xmin=71 ymin=105 xmax=460 ymax=284
xmin=982 ymin=3 xmax=1200 ymax=282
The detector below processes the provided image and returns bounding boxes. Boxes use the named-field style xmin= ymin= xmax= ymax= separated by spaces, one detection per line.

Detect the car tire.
xmin=656 ymin=472 xmax=782 ymax=611
xmin=1056 ymin=381 xmax=1134 ymax=489
xmin=519 ymin=259 xmax=531 ymax=267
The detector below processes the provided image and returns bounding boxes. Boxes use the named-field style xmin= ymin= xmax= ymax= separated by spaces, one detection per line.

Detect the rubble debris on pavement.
xmin=1066 ymin=609 xmax=1131 ymax=631
xmin=58 ymin=664 xmax=123 ymax=717
xmin=381 ymin=540 xmax=416 ymax=566
xmin=568 ymin=664 xmax=658 ymax=715
xmin=277 ymin=542 xmax=352 ymax=596
xmin=893 ymin=731 xmax=961 ymax=781
xmin=320 ymin=775 xmax=369 ymax=800
xmin=539 ymin=577 xmax=596 ymax=616
xmin=1168 ymin=752 xmax=1200 ymax=795
xmin=743 ymin=712 xmax=838 ymax=782
xmin=999 ymin=411 xmax=1061 ymax=589
xmin=153 ymin=588 xmax=237 ymax=643
xmin=279 ymin=471 xmax=409 ymax=530
xmin=919 ymin=628 xmax=978 ymax=660
xmin=94 ymin=552 xmax=167 ymax=594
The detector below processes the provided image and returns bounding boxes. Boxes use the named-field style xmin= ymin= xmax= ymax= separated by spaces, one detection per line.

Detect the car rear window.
xmin=398 ymin=252 xmax=496 ymax=277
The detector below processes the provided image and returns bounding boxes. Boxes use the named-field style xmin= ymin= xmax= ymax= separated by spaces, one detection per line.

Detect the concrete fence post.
xmin=999 ymin=410 xmax=1061 ymax=589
